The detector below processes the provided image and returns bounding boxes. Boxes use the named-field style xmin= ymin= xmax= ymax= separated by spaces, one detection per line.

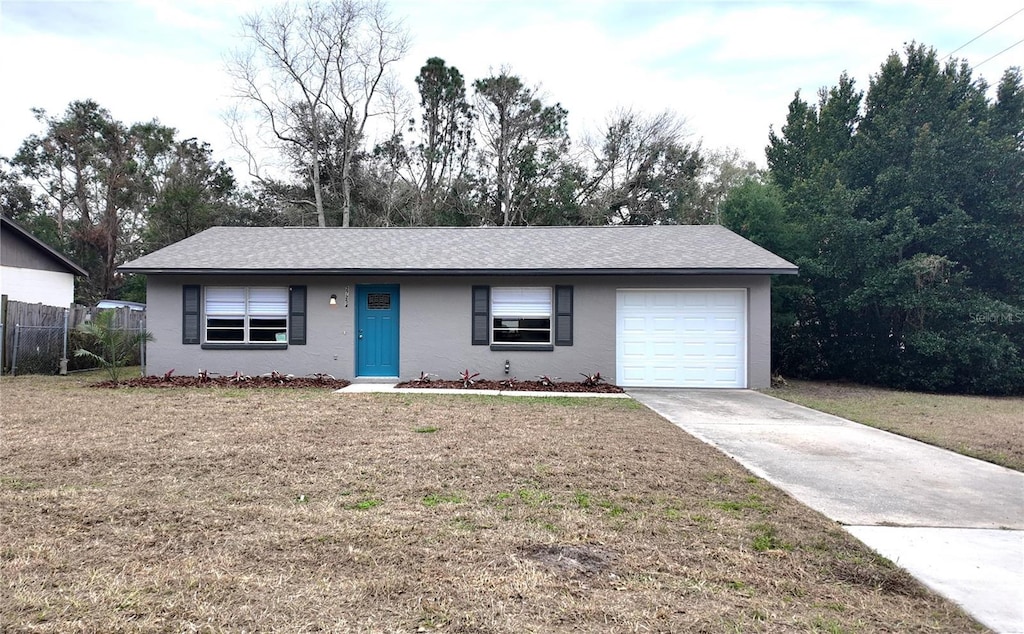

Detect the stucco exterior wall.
xmin=145 ymin=274 xmax=773 ymax=387
xmin=0 ymin=266 xmax=75 ymax=307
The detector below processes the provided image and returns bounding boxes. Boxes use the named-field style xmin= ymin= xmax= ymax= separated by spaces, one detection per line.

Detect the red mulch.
xmin=92 ymin=375 xmax=351 ymax=389
xmin=93 ymin=375 xmax=622 ymax=393
xmin=394 ymin=379 xmax=625 ymax=393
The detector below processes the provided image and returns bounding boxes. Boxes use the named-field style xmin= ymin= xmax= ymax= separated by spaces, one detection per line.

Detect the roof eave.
xmin=118 ymin=266 xmax=799 ymax=276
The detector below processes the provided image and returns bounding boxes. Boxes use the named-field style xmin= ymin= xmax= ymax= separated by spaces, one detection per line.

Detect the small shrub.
xmin=228 ymin=371 xmax=251 ymax=383
xmin=459 ymin=369 xmax=479 ymax=388
xmin=262 ymin=371 xmax=294 ymax=383
xmin=412 ymin=371 xmax=436 ymax=384
xmin=579 ymin=371 xmax=604 ymax=387
xmin=536 ymin=374 xmax=560 ymax=386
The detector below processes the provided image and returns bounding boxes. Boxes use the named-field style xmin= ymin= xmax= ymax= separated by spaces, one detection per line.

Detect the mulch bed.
xmin=93 ymin=375 xmax=351 ymax=389
xmin=394 ymin=379 xmax=625 ymax=393
xmin=94 ymin=374 xmax=622 ymax=393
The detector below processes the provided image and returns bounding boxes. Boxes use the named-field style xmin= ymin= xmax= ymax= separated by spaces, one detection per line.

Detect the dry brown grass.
xmin=769 ymin=380 xmax=1024 ymax=472
xmin=1 ymin=375 xmax=986 ymax=633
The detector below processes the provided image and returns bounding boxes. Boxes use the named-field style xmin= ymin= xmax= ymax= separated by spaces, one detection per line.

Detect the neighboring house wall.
xmin=0 ymin=266 xmax=75 ymax=307
xmin=145 ymin=274 xmax=772 ymax=387
xmin=0 ymin=221 xmax=78 ymax=307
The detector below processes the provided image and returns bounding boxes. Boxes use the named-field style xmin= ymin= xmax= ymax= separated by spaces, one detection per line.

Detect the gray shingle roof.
xmin=119 ymin=225 xmax=797 ymax=275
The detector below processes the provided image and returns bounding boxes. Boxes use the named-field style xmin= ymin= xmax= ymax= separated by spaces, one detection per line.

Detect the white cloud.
xmin=1 ymin=0 xmax=1021 ymax=178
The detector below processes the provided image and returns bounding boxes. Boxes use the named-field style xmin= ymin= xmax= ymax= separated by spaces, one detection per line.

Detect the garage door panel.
xmin=621 ymin=367 xmax=647 ymax=382
xmin=621 ymin=340 xmax=647 ymax=357
xmin=709 ymin=367 xmax=742 ymax=386
xmin=622 ymin=293 xmax=647 ymax=308
xmin=712 ymin=292 xmax=744 ymax=308
xmin=617 ymin=290 xmax=746 ymax=388
xmin=680 ymin=293 xmax=710 ymax=307
xmin=682 ymin=316 xmax=708 ymax=331
xmin=621 ymin=316 xmax=647 ymax=333
xmin=682 ymin=344 xmax=708 ymax=358
xmin=652 ymin=341 xmax=676 ymax=357
xmin=712 ymin=316 xmax=740 ymax=331
xmin=652 ymin=316 xmax=677 ymax=332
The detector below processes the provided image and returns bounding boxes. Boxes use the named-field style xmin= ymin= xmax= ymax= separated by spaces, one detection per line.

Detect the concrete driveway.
xmin=630 ymin=388 xmax=1024 ymax=634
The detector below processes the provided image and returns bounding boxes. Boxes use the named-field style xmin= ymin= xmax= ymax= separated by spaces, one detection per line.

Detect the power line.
xmin=941 ymin=7 xmax=1024 ymax=61
xmin=973 ymin=37 xmax=1024 ymax=69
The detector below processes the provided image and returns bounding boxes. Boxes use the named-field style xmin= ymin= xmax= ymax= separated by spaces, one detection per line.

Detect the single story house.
xmin=119 ymin=225 xmax=797 ymax=388
xmin=1 ymin=215 xmax=88 ymax=308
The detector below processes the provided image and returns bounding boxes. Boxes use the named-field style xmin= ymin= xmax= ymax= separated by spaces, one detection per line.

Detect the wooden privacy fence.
xmin=0 ymin=299 xmax=146 ymax=375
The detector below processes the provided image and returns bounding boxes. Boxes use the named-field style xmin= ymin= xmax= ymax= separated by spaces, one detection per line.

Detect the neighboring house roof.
xmin=96 ymin=299 xmax=147 ymax=311
xmin=119 ymin=225 xmax=798 ymax=275
xmin=0 ymin=215 xmax=89 ymax=277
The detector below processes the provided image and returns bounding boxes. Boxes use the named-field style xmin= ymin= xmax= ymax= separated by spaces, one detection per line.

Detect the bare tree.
xmin=579 ymin=108 xmax=705 ymax=224
xmin=226 ymin=0 xmax=409 ymax=227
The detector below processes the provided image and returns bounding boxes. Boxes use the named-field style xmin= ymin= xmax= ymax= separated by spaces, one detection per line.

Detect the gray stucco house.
xmin=119 ymin=225 xmax=797 ymax=388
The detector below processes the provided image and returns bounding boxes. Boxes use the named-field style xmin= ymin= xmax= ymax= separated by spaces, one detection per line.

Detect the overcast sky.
xmin=1 ymin=0 xmax=1021 ymax=179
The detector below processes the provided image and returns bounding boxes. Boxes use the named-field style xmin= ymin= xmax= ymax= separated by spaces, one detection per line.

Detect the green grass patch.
xmin=709 ymin=494 xmax=772 ymax=515
xmin=414 ymin=426 xmax=439 ymax=433
xmin=345 ymin=498 xmax=382 ymax=510
xmin=573 ymin=491 xmax=591 ymax=509
xmin=517 ymin=488 xmax=552 ymax=505
xmin=449 ymin=516 xmax=478 ymax=531
xmin=422 ymin=493 xmax=464 ymax=507
xmin=751 ymin=522 xmax=790 ymax=552
xmin=598 ymin=499 xmax=626 ymax=517
xmin=0 ymin=476 xmax=40 ymax=491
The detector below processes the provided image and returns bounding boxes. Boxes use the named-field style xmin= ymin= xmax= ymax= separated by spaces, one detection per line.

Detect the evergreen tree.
xmin=732 ymin=44 xmax=1023 ymax=394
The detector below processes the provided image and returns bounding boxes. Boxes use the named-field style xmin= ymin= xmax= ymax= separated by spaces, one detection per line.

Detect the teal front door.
xmin=356 ymin=285 xmax=399 ymax=376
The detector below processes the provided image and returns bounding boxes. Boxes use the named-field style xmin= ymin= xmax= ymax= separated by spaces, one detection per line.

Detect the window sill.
xmin=489 ymin=344 xmax=554 ymax=352
xmin=201 ymin=343 xmax=288 ymax=351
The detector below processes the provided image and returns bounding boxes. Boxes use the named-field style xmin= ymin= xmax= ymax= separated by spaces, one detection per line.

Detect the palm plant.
xmin=74 ymin=310 xmax=154 ymax=384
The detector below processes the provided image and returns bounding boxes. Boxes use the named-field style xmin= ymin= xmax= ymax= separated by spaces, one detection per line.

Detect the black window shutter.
xmin=471 ymin=286 xmax=490 ymax=345
xmin=554 ymin=285 xmax=573 ymax=346
xmin=289 ymin=285 xmax=307 ymax=345
xmin=182 ymin=285 xmax=200 ymax=345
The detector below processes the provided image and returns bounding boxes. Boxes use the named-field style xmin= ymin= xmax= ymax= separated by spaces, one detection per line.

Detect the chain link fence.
xmin=10 ymin=325 xmax=66 ymax=375
xmin=7 ymin=323 xmax=147 ymax=376
xmin=1 ymin=306 xmax=147 ymax=376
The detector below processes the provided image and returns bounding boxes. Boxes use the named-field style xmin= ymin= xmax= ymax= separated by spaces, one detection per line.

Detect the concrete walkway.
xmin=630 ymin=388 xmax=1024 ymax=634
xmin=336 ymin=382 xmax=630 ymax=398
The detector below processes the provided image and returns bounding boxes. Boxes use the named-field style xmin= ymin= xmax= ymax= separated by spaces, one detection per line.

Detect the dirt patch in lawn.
xmin=769 ymin=380 xmax=1024 ymax=472
xmin=1 ymin=374 xmax=985 ymax=632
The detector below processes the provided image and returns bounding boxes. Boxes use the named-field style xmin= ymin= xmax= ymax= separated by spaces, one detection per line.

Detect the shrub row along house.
xmin=119 ymin=225 xmax=797 ymax=388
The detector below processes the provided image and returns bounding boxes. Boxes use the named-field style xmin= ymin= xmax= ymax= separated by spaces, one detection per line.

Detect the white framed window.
xmin=491 ymin=287 xmax=552 ymax=344
xmin=205 ymin=287 xmax=288 ymax=343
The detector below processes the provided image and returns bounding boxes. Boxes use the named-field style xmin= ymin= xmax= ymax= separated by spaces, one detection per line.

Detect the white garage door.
xmin=616 ymin=290 xmax=747 ymax=388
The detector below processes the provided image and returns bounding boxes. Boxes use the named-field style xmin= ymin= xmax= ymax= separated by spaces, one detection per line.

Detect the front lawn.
xmin=1 ymin=375 xmax=984 ymax=632
xmin=768 ymin=380 xmax=1024 ymax=472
